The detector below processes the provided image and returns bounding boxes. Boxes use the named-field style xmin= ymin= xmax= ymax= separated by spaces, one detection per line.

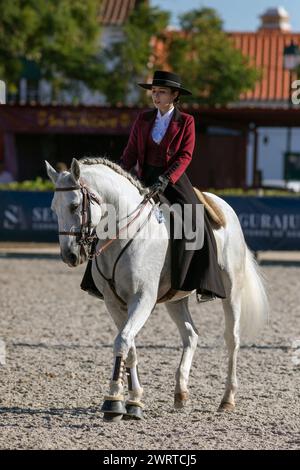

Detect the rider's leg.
xmin=80 ymin=258 xmax=103 ymax=300
xmin=164 ymin=173 xmax=226 ymax=300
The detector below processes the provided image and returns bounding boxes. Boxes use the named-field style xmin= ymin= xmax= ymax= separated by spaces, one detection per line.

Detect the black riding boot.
xmin=81 ymin=259 xmax=104 ymax=300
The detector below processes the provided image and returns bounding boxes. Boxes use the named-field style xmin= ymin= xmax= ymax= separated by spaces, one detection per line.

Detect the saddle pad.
xmin=193 ymin=187 xmax=226 ymax=229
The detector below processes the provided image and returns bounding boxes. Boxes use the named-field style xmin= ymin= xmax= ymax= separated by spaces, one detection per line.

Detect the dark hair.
xmin=151 ymin=85 xmax=181 ymax=106
xmin=170 ymin=87 xmax=181 ymax=106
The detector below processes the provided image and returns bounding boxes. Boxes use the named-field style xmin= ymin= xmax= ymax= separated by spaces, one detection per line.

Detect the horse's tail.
xmin=240 ymin=246 xmax=269 ymax=340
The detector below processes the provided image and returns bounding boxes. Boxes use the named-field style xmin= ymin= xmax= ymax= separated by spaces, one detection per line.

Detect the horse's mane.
xmin=79 ymin=157 xmax=145 ymax=194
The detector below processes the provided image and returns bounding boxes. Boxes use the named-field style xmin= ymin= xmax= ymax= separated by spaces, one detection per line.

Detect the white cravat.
xmin=151 ymin=107 xmax=174 ymax=144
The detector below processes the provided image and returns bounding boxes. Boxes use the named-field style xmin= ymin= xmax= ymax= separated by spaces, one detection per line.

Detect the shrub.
xmin=0 ymin=177 xmax=54 ymax=191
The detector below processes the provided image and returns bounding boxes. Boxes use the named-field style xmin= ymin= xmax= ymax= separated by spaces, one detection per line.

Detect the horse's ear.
xmin=71 ymin=158 xmax=80 ymax=182
xmin=45 ymin=161 xmax=58 ymax=184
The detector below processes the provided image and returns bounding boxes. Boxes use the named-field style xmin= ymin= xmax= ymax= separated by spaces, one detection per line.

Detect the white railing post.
xmin=0 ymin=80 xmax=6 ymax=104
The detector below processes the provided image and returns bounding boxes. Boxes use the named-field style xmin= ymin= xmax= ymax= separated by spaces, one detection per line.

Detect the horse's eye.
xmin=70 ymin=203 xmax=79 ymax=213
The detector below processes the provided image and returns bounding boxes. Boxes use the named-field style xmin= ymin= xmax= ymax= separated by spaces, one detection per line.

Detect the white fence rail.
xmin=0 ymin=80 xmax=6 ymax=104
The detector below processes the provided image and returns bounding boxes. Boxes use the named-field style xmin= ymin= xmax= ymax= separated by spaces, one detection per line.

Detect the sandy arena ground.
xmin=0 ymin=250 xmax=299 ymax=450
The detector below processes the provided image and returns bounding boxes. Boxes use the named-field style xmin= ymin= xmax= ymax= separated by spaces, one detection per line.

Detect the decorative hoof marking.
xmin=217 ymin=401 xmax=235 ymax=412
xmin=174 ymin=392 xmax=189 ymax=409
xmin=123 ymin=403 xmax=144 ymax=420
xmin=100 ymin=399 xmax=127 ymax=415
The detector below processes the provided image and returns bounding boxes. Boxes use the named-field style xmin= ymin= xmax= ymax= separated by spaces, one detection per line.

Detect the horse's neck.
xmin=81 ymin=166 xmax=142 ymax=217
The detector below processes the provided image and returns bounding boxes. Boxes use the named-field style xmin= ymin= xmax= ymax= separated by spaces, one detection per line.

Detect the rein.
xmin=91 ymin=196 xmax=155 ymax=258
xmin=94 ymin=202 xmax=157 ymax=306
xmin=55 ymin=180 xmax=170 ymax=305
xmin=55 ymin=180 xmax=156 ymax=256
xmin=55 ymin=184 xmax=156 ymax=252
xmin=55 ymin=181 xmax=157 ymax=305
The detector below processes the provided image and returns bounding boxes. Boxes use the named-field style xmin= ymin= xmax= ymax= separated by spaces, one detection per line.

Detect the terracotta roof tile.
xmin=229 ymin=32 xmax=300 ymax=102
xmin=152 ymin=30 xmax=300 ymax=104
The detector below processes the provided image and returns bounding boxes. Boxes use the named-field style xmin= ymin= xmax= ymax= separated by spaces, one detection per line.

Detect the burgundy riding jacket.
xmin=120 ymin=108 xmax=196 ymax=184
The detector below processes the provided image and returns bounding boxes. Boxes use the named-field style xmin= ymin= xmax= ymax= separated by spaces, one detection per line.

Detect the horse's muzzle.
xmin=61 ymin=249 xmax=83 ymax=267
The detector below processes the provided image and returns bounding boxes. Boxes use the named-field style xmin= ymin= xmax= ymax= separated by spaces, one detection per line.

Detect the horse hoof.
xmin=103 ymin=412 xmax=124 ymax=423
xmin=123 ymin=403 xmax=143 ymax=420
xmin=100 ymin=400 xmax=127 ymax=415
xmin=174 ymin=392 xmax=189 ymax=409
xmin=218 ymin=401 xmax=235 ymax=412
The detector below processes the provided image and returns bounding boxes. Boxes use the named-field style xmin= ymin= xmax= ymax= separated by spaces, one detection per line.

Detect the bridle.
xmin=54 ymin=180 xmax=167 ymax=305
xmin=55 ymin=182 xmax=102 ymax=251
xmin=55 ymin=180 xmax=157 ymax=257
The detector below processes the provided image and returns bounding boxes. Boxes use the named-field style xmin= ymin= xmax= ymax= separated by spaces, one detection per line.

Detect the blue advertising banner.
xmin=225 ymin=196 xmax=300 ymax=251
xmin=0 ymin=191 xmax=57 ymax=242
xmin=0 ymin=191 xmax=300 ymax=250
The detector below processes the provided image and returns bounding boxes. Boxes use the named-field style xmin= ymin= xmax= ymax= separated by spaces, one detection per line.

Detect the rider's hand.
xmin=148 ymin=175 xmax=169 ymax=195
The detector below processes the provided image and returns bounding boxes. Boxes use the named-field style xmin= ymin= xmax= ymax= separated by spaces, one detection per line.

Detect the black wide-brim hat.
xmin=138 ymin=70 xmax=192 ymax=96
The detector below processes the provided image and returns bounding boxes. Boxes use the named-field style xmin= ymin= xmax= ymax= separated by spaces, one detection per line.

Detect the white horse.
xmin=46 ymin=157 xmax=268 ymax=421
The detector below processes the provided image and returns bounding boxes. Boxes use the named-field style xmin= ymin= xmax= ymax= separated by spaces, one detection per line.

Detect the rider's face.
xmin=151 ymin=86 xmax=179 ymax=115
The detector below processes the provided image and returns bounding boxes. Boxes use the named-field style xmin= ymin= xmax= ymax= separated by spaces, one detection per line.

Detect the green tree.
xmin=101 ymin=3 xmax=170 ymax=105
xmin=0 ymin=0 xmax=103 ymax=99
xmin=166 ymin=8 xmax=260 ymax=106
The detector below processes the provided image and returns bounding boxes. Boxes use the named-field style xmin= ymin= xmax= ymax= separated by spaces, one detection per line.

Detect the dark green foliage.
xmin=166 ymin=8 xmax=261 ymax=106
xmin=0 ymin=0 xmax=104 ymax=98
xmin=100 ymin=3 xmax=170 ymax=105
xmin=0 ymin=3 xmax=261 ymax=106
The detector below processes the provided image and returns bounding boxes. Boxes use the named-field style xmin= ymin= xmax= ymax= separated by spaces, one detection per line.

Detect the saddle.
xmin=157 ymin=188 xmax=226 ymax=229
xmin=193 ymin=187 xmax=226 ymax=229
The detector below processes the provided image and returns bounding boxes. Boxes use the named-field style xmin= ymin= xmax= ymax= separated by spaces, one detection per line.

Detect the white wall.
xmin=246 ymin=126 xmax=300 ymax=185
xmin=22 ymin=26 xmax=125 ymax=105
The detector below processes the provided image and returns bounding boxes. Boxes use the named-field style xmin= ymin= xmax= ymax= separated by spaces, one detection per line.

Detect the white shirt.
xmin=151 ymin=106 xmax=174 ymax=144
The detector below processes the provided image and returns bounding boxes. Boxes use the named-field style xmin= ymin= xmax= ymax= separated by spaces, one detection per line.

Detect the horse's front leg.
xmin=102 ymin=291 xmax=153 ymax=420
xmin=110 ymin=292 xmax=156 ymax=411
xmin=100 ymin=297 xmax=127 ymax=421
xmin=123 ymin=344 xmax=144 ymax=420
xmin=103 ymin=344 xmax=144 ymax=421
xmin=102 ymin=341 xmax=143 ymax=419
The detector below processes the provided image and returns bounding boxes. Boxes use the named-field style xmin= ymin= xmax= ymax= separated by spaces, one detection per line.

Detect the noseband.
xmin=55 ymin=182 xmax=102 ymax=248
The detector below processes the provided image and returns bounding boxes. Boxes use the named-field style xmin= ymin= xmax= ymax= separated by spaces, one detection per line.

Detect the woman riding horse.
xmin=81 ymin=70 xmax=226 ymax=302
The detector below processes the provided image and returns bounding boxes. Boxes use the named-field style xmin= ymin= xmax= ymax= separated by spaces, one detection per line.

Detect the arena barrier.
xmin=0 ymin=191 xmax=58 ymax=242
xmin=0 ymin=191 xmax=299 ymax=250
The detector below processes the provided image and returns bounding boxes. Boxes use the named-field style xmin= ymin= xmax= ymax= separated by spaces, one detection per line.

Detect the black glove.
xmin=148 ymin=175 xmax=169 ymax=195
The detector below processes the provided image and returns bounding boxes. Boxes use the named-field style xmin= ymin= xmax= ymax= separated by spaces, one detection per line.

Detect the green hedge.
xmin=207 ymin=188 xmax=299 ymax=197
xmin=0 ymin=177 xmax=54 ymax=191
xmin=0 ymin=178 xmax=298 ymax=196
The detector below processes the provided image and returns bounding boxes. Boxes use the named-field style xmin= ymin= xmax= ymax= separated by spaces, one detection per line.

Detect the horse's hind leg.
xmin=218 ymin=295 xmax=241 ymax=412
xmin=166 ymin=298 xmax=199 ymax=409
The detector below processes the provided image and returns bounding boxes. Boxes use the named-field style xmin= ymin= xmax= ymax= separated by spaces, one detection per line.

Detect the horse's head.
xmin=46 ymin=158 xmax=102 ymax=267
